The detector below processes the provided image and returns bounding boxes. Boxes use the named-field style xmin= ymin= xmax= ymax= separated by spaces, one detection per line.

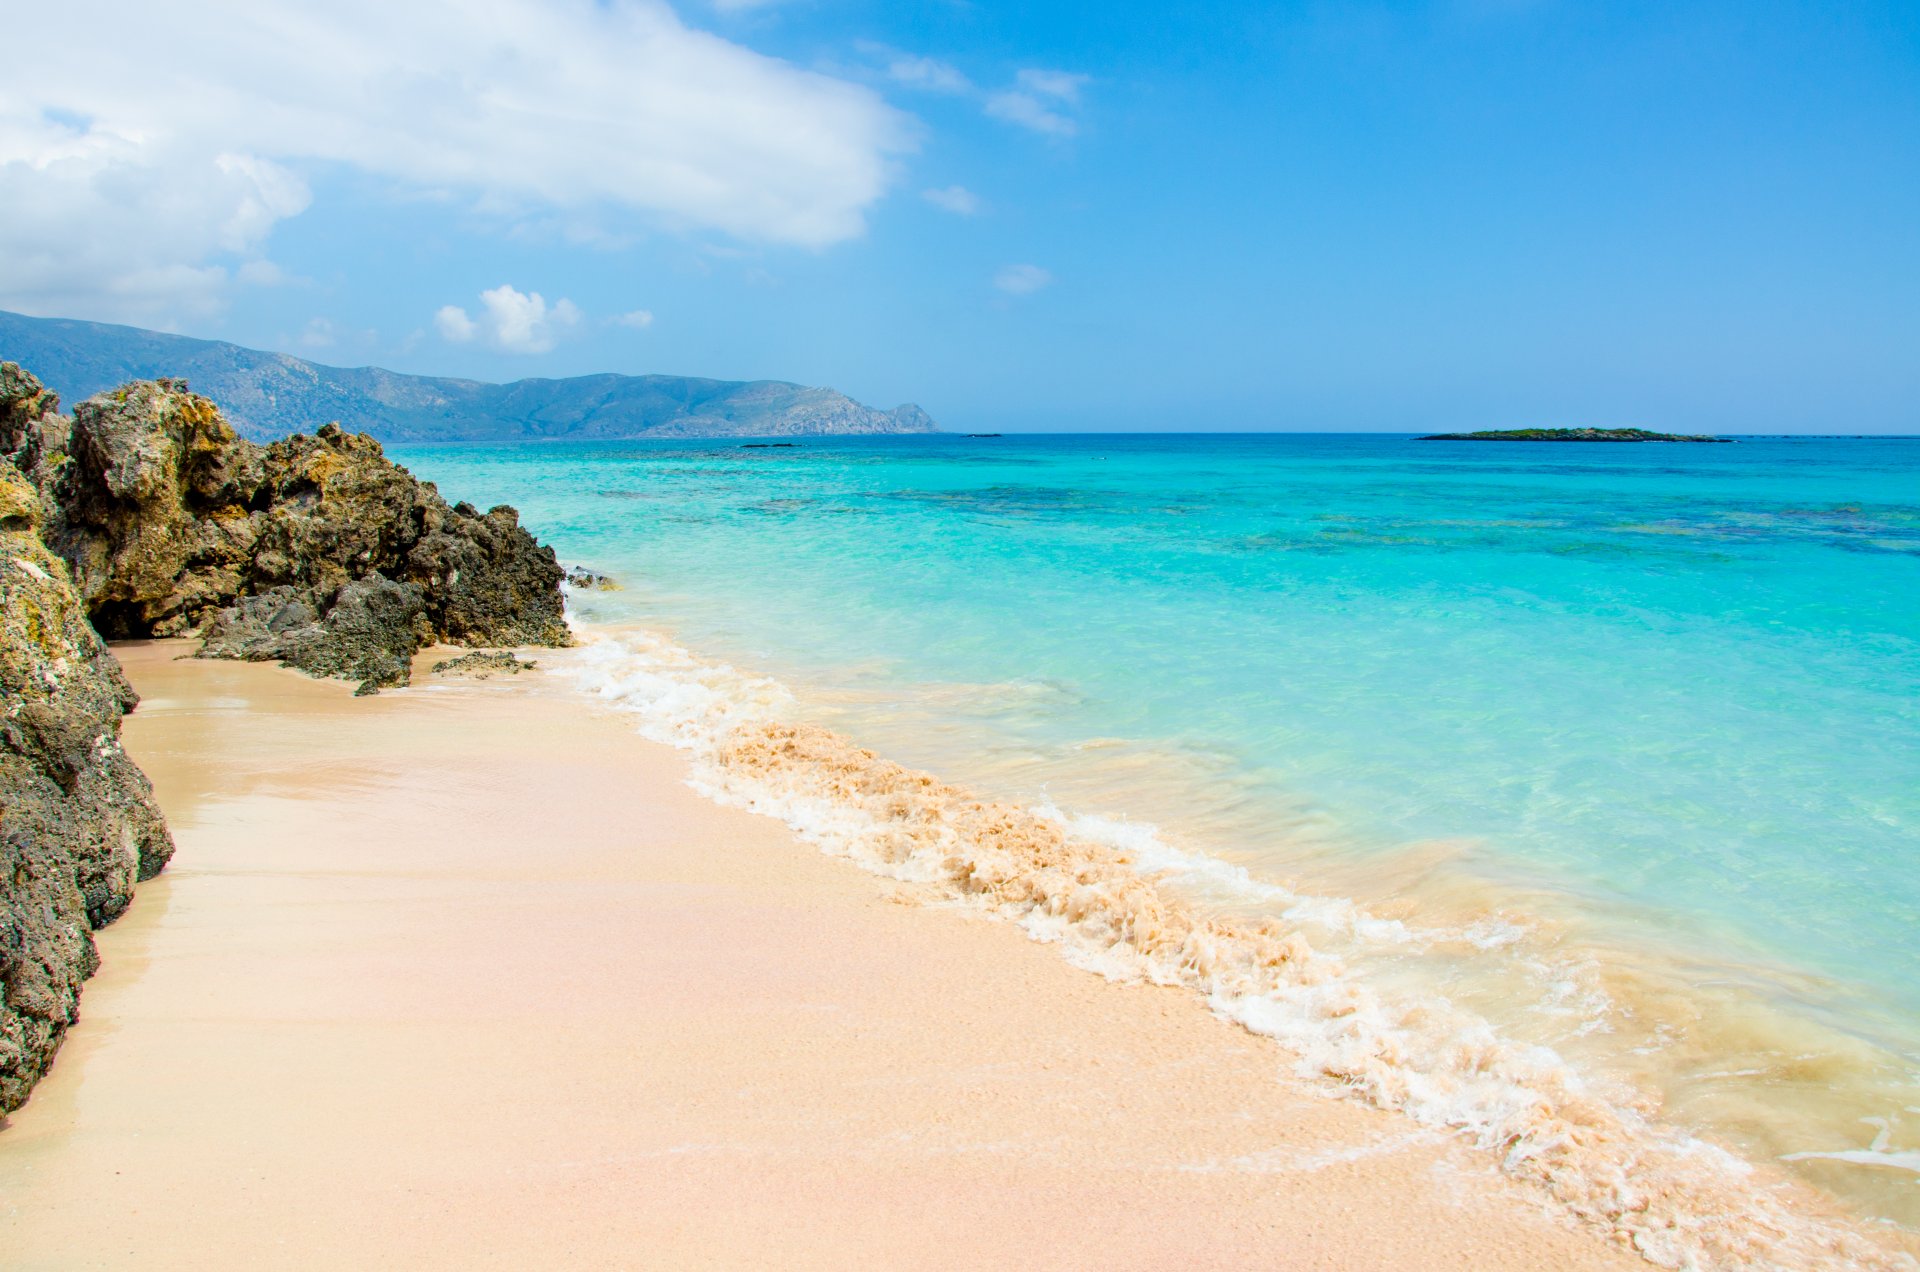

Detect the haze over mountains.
xmin=0 ymin=310 xmax=938 ymax=443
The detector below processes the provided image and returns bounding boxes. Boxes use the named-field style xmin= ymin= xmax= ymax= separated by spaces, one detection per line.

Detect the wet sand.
xmin=0 ymin=641 xmax=1646 ymax=1269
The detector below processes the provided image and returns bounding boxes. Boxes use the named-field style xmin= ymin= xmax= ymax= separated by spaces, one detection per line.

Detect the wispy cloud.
xmin=1016 ymin=69 xmax=1089 ymax=102
xmin=859 ymin=45 xmax=1088 ymax=142
xmin=435 ymin=284 xmax=581 ymax=354
xmin=609 ymin=308 xmax=656 ymax=329
xmin=994 ymin=264 xmax=1053 ymax=295
xmin=875 ymin=49 xmax=973 ymax=95
xmin=922 ymin=185 xmax=982 ymax=216
xmin=986 ymin=69 xmax=1090 ymax=138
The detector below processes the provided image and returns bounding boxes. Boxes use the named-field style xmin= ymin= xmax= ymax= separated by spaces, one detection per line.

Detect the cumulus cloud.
xmin=298 ymin=317 xmax=336 ymax=349
xmin=922 ymin=185 xmax=982 ymax=216
xmin=610 ymin=308 xmax=656 ymax=329
xmin=436 ymin=285 xmax=581 ymax=354
xmin=986 ymin=69 xmax=1089 ymax=138
xmin=1 ymin=0 xmax=911 ymax=321
xmin=994 ymin=264 xmax=1053 ymax=295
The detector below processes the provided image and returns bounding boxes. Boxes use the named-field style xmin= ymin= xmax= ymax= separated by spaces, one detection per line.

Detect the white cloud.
xmin=985 ymin=67 xmax=1089 ymax=138
xmin=0 ymin=115 xmax=311 ymax=323
xmin=433 ymin=305 xmax=478 ymax=343
xmin=0 ymin=0 xmax=911 ymax=321
xmin=922 ymin=185 xmax=982 ymax=216
xmin=436 ymin=285 xmax=581 ymax=354
xmin=994 ymin=264 xmax=1053 ymax=295
xmin=610 ymin=308 xmax=656 ymax=329
xmin=299 ymin=317 xmax=336 ymax=349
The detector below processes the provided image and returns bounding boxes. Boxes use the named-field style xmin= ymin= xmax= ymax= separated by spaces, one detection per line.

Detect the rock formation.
xmin=0 ymin=359 xmax=572 ymax=1113
xmin=3 ymin=367 xmax=570 ymax=694
xmin=0 ymin=460 xmax=173 ymax=1114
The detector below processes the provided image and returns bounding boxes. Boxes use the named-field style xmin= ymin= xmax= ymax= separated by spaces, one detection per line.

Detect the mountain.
xmin=0 ymin=310 xmax=938 ymax=442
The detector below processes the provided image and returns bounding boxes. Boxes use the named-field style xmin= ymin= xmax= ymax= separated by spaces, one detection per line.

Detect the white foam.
xmin=1786 ymin=1120 xmax=1920 ymax=1179
xmin=551 ymin=624 xmax=1917 ymax=1272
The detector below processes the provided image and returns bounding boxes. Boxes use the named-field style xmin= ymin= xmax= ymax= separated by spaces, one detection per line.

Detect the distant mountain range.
xmin=0 ymin=309 xmax=938 ymax=442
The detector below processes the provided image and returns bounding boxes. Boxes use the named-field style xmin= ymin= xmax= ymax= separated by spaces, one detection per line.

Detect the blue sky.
xmin=4 ymin=1 xmax=1917 ymax=432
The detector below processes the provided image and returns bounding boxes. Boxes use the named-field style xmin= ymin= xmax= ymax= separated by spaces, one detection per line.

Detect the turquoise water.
xmin=398 ymin=432 xmax=1920 ymax=1218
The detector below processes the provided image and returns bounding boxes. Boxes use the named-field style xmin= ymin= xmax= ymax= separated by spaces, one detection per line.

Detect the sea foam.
xmin=561 ymin=625 xmax=1914 ymax=1272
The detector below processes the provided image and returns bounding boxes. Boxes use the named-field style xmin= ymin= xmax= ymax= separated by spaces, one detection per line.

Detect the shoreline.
xmin=0 ymin=640 xmax=1648 ymax=1269
xmin=558 ymin=623 xmax=1920 ymax=1270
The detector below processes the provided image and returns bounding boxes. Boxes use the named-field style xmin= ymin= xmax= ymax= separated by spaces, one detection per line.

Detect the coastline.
xmin=0 ymin=639 xmax=1644 ymax=1270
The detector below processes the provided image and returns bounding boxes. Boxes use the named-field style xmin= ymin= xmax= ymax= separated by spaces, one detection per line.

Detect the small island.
xmin=1418 ymin=427 xmax=1731 ymax=443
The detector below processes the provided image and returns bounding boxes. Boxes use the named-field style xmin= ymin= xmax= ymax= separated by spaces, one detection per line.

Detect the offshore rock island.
xmin=1418 ymin=426 xmax=1731 ymax=442
xmin=0 ymin=309 xmax=938 ymax=443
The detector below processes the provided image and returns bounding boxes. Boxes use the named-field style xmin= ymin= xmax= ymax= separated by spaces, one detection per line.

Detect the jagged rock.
xmin=431 ymin=650 xmax=535 ymax=680
xmin=0 ymin=462 xmax=173 ymax=1114
xmin=0 ymin=365 xmax=570 ymax=689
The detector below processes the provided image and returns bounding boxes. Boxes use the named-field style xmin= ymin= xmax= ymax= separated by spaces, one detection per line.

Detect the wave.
xmin=559 ymin=625 xmax=1914 ymax=1271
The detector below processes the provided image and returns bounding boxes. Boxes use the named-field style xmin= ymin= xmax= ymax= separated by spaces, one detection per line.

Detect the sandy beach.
xmin=0 ymin=640 xmax=1649 ymax=1270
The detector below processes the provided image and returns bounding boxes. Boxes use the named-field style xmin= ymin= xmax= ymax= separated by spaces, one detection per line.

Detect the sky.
xmin=2 ymin=0 xmax=1916 ymax=433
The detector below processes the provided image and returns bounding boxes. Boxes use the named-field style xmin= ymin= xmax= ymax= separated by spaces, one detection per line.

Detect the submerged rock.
xmin=0 ymin=365 xmax=570 ymax=690
xmin=564 ymin=565 xmax=619 ymax=591
xmin=0 ymin=462 xmax=173 ymax=1113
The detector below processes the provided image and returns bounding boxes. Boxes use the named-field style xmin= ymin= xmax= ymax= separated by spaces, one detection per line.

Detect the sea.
xmin=397 ymin=432 xmax=1920 ymax=1256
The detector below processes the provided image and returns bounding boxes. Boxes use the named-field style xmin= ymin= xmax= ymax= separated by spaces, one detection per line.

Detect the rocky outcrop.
xmin=0 ymin=461 xmax=173 ymax=1114
xmin=2 ymin=367 xmax=570 ymax=693
xmin=0 ymin=359 xmax=573 ymax=1115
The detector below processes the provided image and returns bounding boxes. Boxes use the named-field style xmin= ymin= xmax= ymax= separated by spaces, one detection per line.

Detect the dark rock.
xmin=1 ymin=364 xmax=571 ymax=689
xmin=199 ymin=577 xmax=431 ymax=695
xmin=0 ymin=461 xmax=173 ymax=1114
xmin=431 ymin=650 xmax=536 ymax=680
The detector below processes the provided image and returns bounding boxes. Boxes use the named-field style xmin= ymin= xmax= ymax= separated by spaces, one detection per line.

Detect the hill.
xmin=0 ymin=310 xmax=937 ymax=442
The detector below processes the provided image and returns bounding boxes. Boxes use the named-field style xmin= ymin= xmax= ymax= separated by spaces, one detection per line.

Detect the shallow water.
xmin=398 ymin=432 xmax=1920 ymax=1232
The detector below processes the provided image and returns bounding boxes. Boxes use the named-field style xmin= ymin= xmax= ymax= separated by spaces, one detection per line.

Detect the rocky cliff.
xmin=1 ymin=360 xmax=574 ymax=1113
xmin=0 ymin=460 xmax=174 ymax=1114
